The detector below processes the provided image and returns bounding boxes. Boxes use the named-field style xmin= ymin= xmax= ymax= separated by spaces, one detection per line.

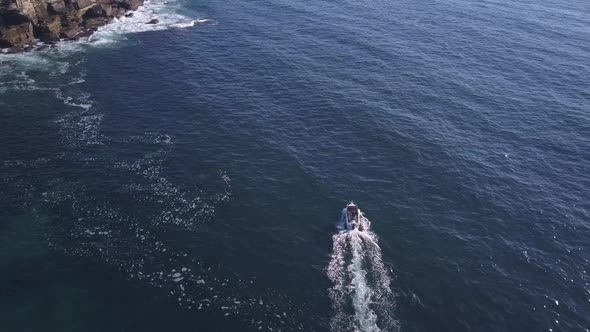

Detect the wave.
xmin=0 ymin=0 xmax=210 ymax=67
xmin=86 ymin=0 xmax=197 ymax=46
xmin=327 ymin=211 xmax=400 ymax=332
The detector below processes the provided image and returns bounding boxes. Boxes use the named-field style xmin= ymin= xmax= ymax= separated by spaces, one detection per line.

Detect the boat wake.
xmin=327 ymin=212 xmax=399 ymax=332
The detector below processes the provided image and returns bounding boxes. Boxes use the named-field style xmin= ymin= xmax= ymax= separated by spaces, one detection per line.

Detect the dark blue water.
xmin=1 ymin=0 xmax=589 ymax=331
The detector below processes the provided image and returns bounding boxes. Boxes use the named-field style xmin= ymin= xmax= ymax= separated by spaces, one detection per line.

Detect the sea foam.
xmin=327 ymin=211 xmax=400 ymax=332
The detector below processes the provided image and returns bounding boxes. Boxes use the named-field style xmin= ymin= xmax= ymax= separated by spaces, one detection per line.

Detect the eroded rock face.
xmin=0 ymin=10 xmax=35 ymax=47
xmin=0 ymin=0 xmax=145 ymax=49
xmin=59 ymin=25 xmax=79 ymax=38
xmin=72 ymin=0 xmax=95 ymax=11
xmin=84 ymin=16 xmax=110 ymax=30
xmin=34 ymin=14 xmax=61 ymax=41
xmin=46 ymin=0 xmax=67 ymax=15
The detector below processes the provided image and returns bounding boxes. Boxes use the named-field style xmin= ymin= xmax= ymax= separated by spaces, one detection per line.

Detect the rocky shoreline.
xmin=0 ymin=0 xmax=147 ymax=53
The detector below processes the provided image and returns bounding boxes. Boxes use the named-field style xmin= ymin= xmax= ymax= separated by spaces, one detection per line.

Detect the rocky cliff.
xmin=0 ymin=0 xmax=143 ymax=50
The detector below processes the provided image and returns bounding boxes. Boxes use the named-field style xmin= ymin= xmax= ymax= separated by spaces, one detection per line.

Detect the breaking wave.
xmin=85 ymin=0 xmax=202 ymax=46
xmin=0 ymin=0 xmax=212 ymax=76
xmin=327 ymin=211 xmax=400 ymax=332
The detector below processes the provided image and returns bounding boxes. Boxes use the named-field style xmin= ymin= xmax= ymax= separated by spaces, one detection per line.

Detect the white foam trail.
xmin=327 ymin=211 xmax=398 ymax=332
xmin=350 ymin=231 xmax=380 ymax=331
xmin=328 ymin=231 xmax=351 ymax=329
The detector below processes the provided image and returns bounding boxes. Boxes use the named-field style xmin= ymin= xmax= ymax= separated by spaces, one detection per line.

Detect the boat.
xmin=336 ymin=202 xmax=364 ymax=232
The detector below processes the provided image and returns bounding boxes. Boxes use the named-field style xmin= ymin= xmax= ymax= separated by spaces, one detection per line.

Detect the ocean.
xmin=1 ymin=0 xmax=589 ymax=331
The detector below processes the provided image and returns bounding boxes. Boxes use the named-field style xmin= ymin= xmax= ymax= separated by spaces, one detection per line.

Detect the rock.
xmin=71 ymin=0 xmax=95 ymax=11
xmin=145 ymin=18 xmax=158 ymax=24
xmin=59 ymin=26 xmax=80 ymax=39
xmin=24 ymin=44 xmax=35 ymax=52
xmin=0 ymin=10 xmax=35 ymax=47
xmin=84 ymin=17 xmax=109 ymax=30
xmin=0 ymin=0 xmax=146 ymax=50
xmin=116 ymin=0 xmax=143 ymax=11
xmin=0 ymin=22 xmax=35 ymax=48
xmin=74 ymin=29 xmax=93 ymax=38
xmin=101 ymin=4 xmax=113 ymax=17
xmin=82 ymin=4 xmax=112 ymax=19
xmin=112 ymin=7 xmax=125 ymax=18
xmin=66 ymin=14 xmax=83 ymax=25
xmin=5 ymin=46 xmax=24 ymax=53
xmin=34 ymin=15 xmax=62 ymax=41
xmin=1 ymin=10 xmax=31 ymax=26
xmin=46 ymin=0 xmax=67 ymax=15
